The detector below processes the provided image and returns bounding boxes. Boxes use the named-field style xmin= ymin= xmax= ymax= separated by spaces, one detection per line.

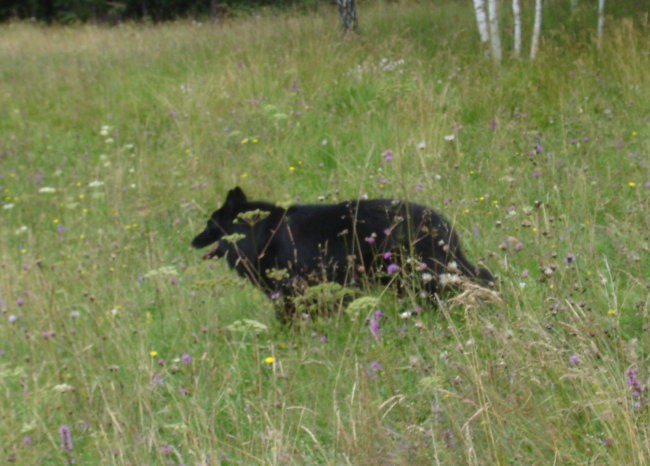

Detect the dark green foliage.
xmin=0 ymin=0 xmax=316 ymax=22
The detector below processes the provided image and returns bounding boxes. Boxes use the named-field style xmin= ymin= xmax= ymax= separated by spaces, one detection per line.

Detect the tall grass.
xmin=1 ymin=2 xmax=648 ymax=464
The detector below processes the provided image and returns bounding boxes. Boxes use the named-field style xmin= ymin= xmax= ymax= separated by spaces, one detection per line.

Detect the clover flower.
xmin=59 ymin=425 xmax=73 ymax=453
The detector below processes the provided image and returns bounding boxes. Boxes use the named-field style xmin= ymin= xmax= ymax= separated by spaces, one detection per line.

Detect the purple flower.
xmin=533 ymin=170 xmax=540 ymax=178
xmin=8 ymin=314 xmax=17 ymax=323
xmin=59 ymin=425 xmax=73 ymax=453
xmin=161 ymin=444 xmax=173 ymax=454
xmin=180 ymin=387 xmax=189 ymax=395
xmin=369 ymin=360 xmax=382 ymax=372
xmin=414 ymin=181 xmax=424 ymax=192
xmin=383 ymin=251 xmax=392 ymax=260
xmin=534 ymin=144 xmax=543 ymax=153
xmin=563 ymin=253 xmax=576 ymax=264
xmin=569 ymin=138 xmax=577 ymax=144
xmin=521 ymin=269 xmax=529 ymax=278
xmin=270 ymin=292 xmax=281 ymax=300
xmin=382 ymin=148 xmax=394 ymax=162
xmin=386 ymin=263 xmax=400 ymax=274
xmin=22 ymin=435 xmax=32 ymax=445
xmin=150 ymin=373 xmax=165 ymax=385
xmin=365 ymin=236 xmax=376 ymax=245
xmin=16 ymin=297 xmax=25 ymax=307
xmin=645 ymin=181 xmax=650 ymax=187
xmin=319 ymin=335 xmax=327 ymax=343
xmin=583 ymin=136 xmax=589 ymax=143
xmin=181 ymin=353 xmax=192 ymax=364
xmin=568 ymin=354 xmax=580 ymax=365
xmin=490 ymin=118 xmax=497 ymax=132
xmin=369 ymin=309 xmax=382 ymax=339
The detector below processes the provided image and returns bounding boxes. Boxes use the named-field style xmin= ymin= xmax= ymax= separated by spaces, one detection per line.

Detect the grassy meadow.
xmin=1 ymin=2 xmax=649 ymax=464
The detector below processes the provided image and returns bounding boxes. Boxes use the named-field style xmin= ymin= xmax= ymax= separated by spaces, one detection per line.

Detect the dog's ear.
xmin=225 ymin=187 xmax=247 ymax=209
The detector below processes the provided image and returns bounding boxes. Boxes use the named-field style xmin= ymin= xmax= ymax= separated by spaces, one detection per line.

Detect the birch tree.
xmin=337 ymin=0 xmax=359 ymax=34
xmin=473 ymin=0 xmax=490 ymax=46
xmin=487 ymin=0 xmax=502 ymax=63
xmin=597 ymin=0 xmax=605 ymax=48
xmin=512 ymin=0 xmax=522 ymax=57
xmin=530 ymin=0 xmax=543 ymax=59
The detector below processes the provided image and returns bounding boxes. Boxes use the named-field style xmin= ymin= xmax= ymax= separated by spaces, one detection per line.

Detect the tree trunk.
xmin=337 ymin=0 xmax=359 ymax=34
xmin=512 ymin=0 xmax=521 ymax=57
xmin=472 ymin=0 xmax=490 ymax=45
xmin=530 ymin=0 xmax=542 ymax=59
xmin=487 ymin=0 xmax=502 ymax=63
xmin=210 ymin=0 xmax=218 ymax=20
xmin=597 ymin=0 xmax=605 ymax=49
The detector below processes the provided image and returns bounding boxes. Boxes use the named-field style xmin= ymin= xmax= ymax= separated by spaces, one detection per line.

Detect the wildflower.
xmin=383 ymin=251 xmax=392 ymax=260
xmin=628 ymin=182 xmax=636 ymax=187
xmin=8 ymin=314 xmax=17 ymax=323
xmin=149 ymin=351 xmax=158 ymax=357
xmin=161 ymin=444 xmax=173 ymax=454
xmin=270 ymin=292 xmax=281 ymax=300
xmin=563 ymin=253 xmax=576 ymax=263
xmin=181 ymin=353 xmax=192 ymax=364
xmin=533 ymin=170 xmax=540 ymax=178
xmin=386 ymin=263 xmax=400 ymax=274
xmin=59 ymin=425 xmax=73 ymax=453
xmin=264 ymin=356 xmax=275 ymax=364
xmin=568 ymin=354 xmax=580 ymax=365
xmin=38 ymin=187 xmax=56 ymax=194
xmin=22 ymin=435 xmax=32 ymax=445
xmin=365 ymin=235 xmax=376 ymax=244
xmin=444 ymin=134 xmax=455 ymax=142
xmin=382 ymin=148 xmax=394 ymax=161
xmin=608 ymin=309 xmax=617 ymax=315
xmin=150 ymin=373 xmax=164 ymax=385
xmin=369 ymin=309 xmax=382 ymax=339
xmin=180 ymin=387 xmax=189 ymax=395
xmin=289 ymin=166 xmax=295 ymax=172
xmin=417 ymin=141 xmax=426 ymax=150
xmin=320 ymin=335 xmax=327 ymax=343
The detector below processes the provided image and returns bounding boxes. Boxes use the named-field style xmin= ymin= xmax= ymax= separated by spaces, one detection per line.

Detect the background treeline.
xmin=0 ymin=0 xmax=324 ymax=23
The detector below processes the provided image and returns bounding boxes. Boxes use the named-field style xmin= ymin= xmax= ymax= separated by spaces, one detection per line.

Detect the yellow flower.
xmin=608 ymin=309 xmax=617 ymax=315
xmin=289 ymin=166 xmax=295 ymax=172
xmin=150 ymin=351 xmax=158 ymax=357
xmin=628 ymin=182 xmax=636 ymax=187
xmin=264 ymin=356 xmax=274 ymax=364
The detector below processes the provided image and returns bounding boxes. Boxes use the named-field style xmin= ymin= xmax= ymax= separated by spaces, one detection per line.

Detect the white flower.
xmin=3 ymin=203 xmax=15 ymax=210
xmin=15 ymin=225 xmax=28 ymax=235
xmin=417 ymin=140 xmax=427 ymax=150
xmin=38 ymin=187 xmax=56 ymax=194
xmin=100 ymin=125 xmax=112 ymax=136
xmin=444 ymin=134 xmax=456 ymax=142
xmin=88 ymin=180 xmax=104 ymax=188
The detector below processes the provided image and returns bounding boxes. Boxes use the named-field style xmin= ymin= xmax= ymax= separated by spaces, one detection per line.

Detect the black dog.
xmin=192 ymin=187 xmax=494 ymax=320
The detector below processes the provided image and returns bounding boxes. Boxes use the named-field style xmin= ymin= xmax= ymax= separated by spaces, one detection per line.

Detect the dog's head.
xmin=191 ymin=187 xmax=247 ymax=259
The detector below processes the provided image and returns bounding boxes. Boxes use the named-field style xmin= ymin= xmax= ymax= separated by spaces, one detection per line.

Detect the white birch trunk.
xmin=597 ymin=0 xmax=605 ymax=49
xmin=530 ymin=0 xmax=543 ymax=60
xmin=487 ymin=0 xmax=502 ymax=63
xmin=473 ymin=0 xmax=490 ymax=45
xmin=512 ymin=0 xmax=522 ymax=58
